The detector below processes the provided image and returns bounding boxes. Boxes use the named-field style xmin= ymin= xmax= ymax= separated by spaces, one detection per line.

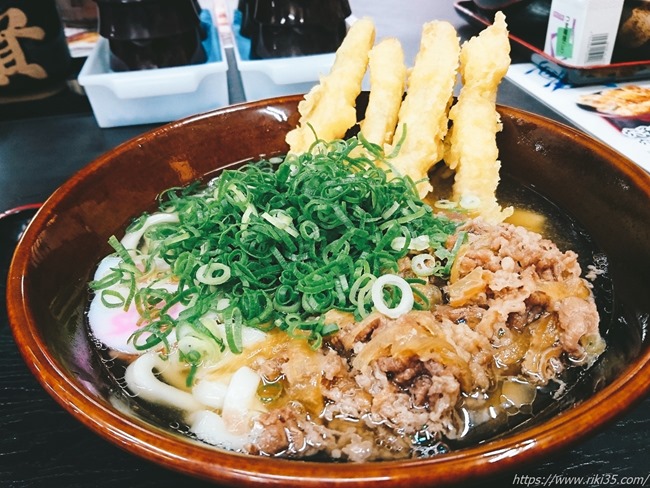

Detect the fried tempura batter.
xmin=286 ymin=12 xmax=513 ymax=218
xmin=445 ymin=12 xmax=513 ymax=223
xmin=359 ymin=38 xmax=406 ymax=148
xmin=387 ymin=21 xmax=460 ymax=198
xmin=286 ymin=18 xmax=376 ymax=154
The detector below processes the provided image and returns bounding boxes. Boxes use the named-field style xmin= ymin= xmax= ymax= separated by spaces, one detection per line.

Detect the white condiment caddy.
xmin=227 ymin=9 xmax=339 ymax=102
xmin=78 ymin=10 xmax=229 ymax=128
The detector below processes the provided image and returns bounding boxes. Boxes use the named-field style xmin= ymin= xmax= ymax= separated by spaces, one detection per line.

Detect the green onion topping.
xmin=91 ymin=135 xmax=461 ymax=356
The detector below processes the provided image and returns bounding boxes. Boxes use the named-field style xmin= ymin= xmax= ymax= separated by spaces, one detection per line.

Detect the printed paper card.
xmin=506 ymin=62 xmax=650 ymax=173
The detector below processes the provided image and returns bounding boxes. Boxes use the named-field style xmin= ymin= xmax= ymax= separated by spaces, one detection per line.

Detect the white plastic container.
xmin=78 ymin=12 xmax=229 ymax=128
xmin=230 ymin=12 xmax=337 ymax=102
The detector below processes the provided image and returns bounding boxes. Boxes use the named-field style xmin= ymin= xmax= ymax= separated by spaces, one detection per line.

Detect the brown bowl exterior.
xmin=7 ymin=95 xmax=650 ymax=487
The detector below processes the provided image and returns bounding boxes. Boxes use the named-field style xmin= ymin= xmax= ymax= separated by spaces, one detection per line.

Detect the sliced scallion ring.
xmin=459 ymin=194 xmax=481 ymax=210
xmin=371 ymin=274 xmax=414 ymax=319
xmin=434 ymin=199 xmax=457 ymax=210
xmin=411 ymin=253 xmax=437 ymax=277
xmin=196 ymin=263 xmax=231 ymax=285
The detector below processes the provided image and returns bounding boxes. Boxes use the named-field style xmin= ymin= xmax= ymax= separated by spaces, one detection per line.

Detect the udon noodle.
xmin=86 ymin=13 xmax=606 ymax=462
xmin=87 ymin=136 xmax=606 ymax=462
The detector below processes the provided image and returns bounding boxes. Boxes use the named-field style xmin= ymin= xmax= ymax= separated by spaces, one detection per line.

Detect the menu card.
xmin=506 ymin=63 xmax=650 ymax=173
xmin=65 ymin=27 xmax=99 ymax=57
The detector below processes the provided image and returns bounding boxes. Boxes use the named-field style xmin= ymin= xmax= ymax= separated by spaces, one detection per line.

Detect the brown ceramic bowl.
xmin=7 ymin=95 xmax=650 ymax=487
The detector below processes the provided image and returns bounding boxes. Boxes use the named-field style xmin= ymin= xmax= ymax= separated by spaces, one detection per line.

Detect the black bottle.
xmin=0 ymin=0 xmax=73 ymax=99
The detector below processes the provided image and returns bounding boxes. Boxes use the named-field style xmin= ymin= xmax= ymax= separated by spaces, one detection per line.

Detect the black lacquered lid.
xmin=94 ymin=0 xmax=201 ymax=40
xmin=253 ymin=0 xmax=351 ymax=26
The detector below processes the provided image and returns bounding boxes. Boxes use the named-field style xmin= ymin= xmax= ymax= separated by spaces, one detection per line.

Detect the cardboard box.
xmin=544 ymin=0 xmax=625 ymax=67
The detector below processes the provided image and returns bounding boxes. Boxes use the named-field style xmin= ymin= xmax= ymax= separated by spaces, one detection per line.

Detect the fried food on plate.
xmin=445 ymin=11 xmax=513 ymax=223
xmin=579 ymin=85 xmax=650 ymax=117
xmin=387 ymin=21 xmax=460 ymax=198
xmin=359 ymin=38 xmax=406 ymax=148
xmin=286 ymin=18 xmax=376 ymax=154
